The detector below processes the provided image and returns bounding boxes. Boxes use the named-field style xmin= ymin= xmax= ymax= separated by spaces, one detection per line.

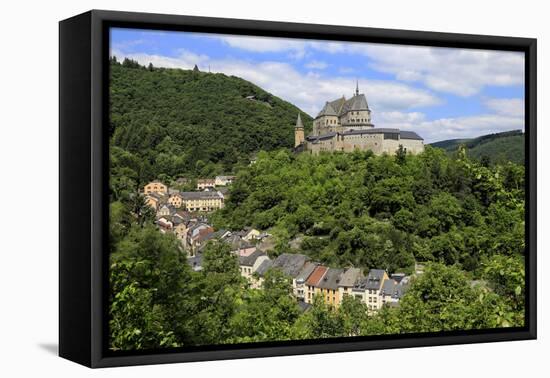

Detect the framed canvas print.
xmin=59 ymin=10 xmax=536 ymax=368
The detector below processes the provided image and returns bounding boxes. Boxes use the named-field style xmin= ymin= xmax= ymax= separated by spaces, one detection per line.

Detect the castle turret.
xmin=294 ymin=113 xmax=305 ymax=148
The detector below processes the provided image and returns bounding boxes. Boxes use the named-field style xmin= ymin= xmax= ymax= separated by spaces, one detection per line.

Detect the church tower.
xmin=294 ymin=113 xmax=305 ymax=148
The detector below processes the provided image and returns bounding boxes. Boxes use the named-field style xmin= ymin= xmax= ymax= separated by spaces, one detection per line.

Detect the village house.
xmin=251 ymin=258 xmax=273 ymax=289
xmin=271 ymin=253 xmax=310 ymax=298
xmin=304 ymin=265 xmax=329 ymax=304
xmin=155 ymin=217 xmax=173 ymax=233
xmin=379 ymin=276 xmax=410 ymax=306
xmin=215 ymin=175 xmax=236 ymax=186
xmin=157 ymin=204 xmax=176 ymax=217
xmin=180 ymin=191 xmax=224 ymax=212
xmin=337 ymin=267 xmax=364 ymax=303
xmin=143 ymin=180 xmax=168 ymax=195
xmin=239 ymin=228 xmax=261 ymax=241
xmin=186 ymin=223 xmax=214 ymax=256
xmin=144 ymin=193 xmax=162 ymax=210
xmin=173 ymin=221 xmax=188 ymax=243
xmin=220 ymin=233 xmax=259 ymax=257
xmin=352 ymin=269 xmax=389 ymax=311
xmin=196 ymin=229 xmax=231 ymax=254
xmin=239 ymin=249 xmax=269 ymax=282
xmin=168 ymin=193 xmax=184 ymax=208
xmin=317 ymin=268 xmax=344 ymax=308
xmin=196 ymin=178 xmax=216 ymax=190
xmin=295 ymin=262 xmax=318 ymax=301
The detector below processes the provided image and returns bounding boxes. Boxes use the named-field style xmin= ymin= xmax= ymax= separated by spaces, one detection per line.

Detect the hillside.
xmin=430 ymin=130 xmax=524 ymax=165
xmin=109 ymin=58 xmax=312 ymax=185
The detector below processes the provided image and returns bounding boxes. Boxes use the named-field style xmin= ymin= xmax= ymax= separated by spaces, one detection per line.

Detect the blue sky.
xmin=111 ymin=28 xmax=525 ymax=143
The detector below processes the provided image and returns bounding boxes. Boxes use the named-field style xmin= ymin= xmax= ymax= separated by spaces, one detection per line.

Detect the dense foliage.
xmin=212 ymin=146 xmax=525 ymax=276
xmin=109 ymin=146 xmax=525 ymax=350
xmin=109 ymin=58 xmax=312 ymax=193
xmin=430 ymin=130 xmax=524 ymax=165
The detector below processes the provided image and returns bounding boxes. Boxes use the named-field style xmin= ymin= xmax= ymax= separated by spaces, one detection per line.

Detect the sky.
xmin=110 ymin=28 xmax=525 ymax=143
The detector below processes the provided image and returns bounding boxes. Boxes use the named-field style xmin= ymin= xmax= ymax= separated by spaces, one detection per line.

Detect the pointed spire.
xmin=295 ymin=113 xmax=304 ymax=129
xmin=355 ymin=79 xmax=359 ymax=96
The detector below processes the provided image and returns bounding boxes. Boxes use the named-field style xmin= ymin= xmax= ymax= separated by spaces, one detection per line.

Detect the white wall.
xmin=1 ymin=0 xmax=547 ymax=376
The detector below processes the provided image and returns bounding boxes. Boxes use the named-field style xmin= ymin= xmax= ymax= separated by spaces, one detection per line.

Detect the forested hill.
xmin=109 ymin=58 xmax=312 ymax=184
xmin=430 ymin=130 xmax=524 ymax=165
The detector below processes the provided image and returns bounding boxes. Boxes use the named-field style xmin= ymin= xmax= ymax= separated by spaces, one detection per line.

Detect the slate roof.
xmin=365 ymin=269 xmax=386 ymax=290
xmin=380 ymin=279 xmax=397 ymax=297
xmin=239 ymin=249 xmax=267 ymax=267
xmin=317 ymin=93 xmax=371 ymax=119
xmin=329 ymin=97 xmax=346 ymax=114
xmin=306 ymin=132 xmax=337 ymax=143
xmin=350 ymin=94 xmax=369 ymax=111
xmin=181 ymin=191 xmax=223 ymax=200
xmin=171 ymin=215 xmax=185 ymax=225
xmin=400 ymin=130 xmax=424 ymax=140
xmin=394 ymin=283 xmax=408 ymax=299
xmin=341 ymin=94 xmax=369 ymax=114
xmin=380 ymin=278 xmax=410 ymax=299
xmin=353 ymin=269 xmax=387 ymax=291
xmin=223 ymin=234 xmax=255 ymax=250
xmin=271 ymin=253 xmax=309 ymax=278
xmin=200 ymin=229 xmax=226 ymax=244
xmin=254 ymin=259 xmax=273 ymax=277
xmin=317 ymin=268 xmax=344 ymax=290
xmin=338 ymin=267 xmax=363 ymax=288
xmin=295 ymin=113 xmax=304 ymax=128
xmin=316 ymin=102 xmax=338 ymax=118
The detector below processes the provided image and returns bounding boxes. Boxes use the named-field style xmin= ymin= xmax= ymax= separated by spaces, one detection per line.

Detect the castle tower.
xmin=294 ymin=113 xmax=305 ymax=148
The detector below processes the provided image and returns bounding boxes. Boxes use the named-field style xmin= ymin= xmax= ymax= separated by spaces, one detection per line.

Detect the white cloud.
xmin=305 ymin=60 xmax=328 ymax=70
xmin=358 ymin=44 xmax=524 ymax=97
xmin=484 ymin=98 xmax=524 ymax=117
xmin=374 ymin=110 xmax=524 ymax=143
xmin=217 ymin=36 xmax=524 ymax=97
xmin=418 ymin=114 xmax=524 ymax=143
xmin=111 ymin=50 xmax=440 ymax=117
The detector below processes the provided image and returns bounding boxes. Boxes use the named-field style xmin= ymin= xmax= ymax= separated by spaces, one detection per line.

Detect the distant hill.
xmin=430 ymin=130 xmax=524 ymax=165
xmin=109 ymin=58 xmax=312 ymax=180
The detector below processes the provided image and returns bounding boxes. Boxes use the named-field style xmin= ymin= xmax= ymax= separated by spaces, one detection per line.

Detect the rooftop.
xmin=317 ymin=268 xmax=344 ymax=290
xmin=239 ymin=249 xmax=267 ymax=267
xmin=181 ymin=191 xmax=223 ymax=200
xmin=338 ymin=267 xmax=363 ymax=287
xmin=271 ymin=253 xmax=310 ymax=278
xmin=254 ymin=259 xmax=273 ymax=277
xmin=306 ymin=265 xmax=329 ymax=286
xmin=296 ymin=261 xmax=318 ymax=283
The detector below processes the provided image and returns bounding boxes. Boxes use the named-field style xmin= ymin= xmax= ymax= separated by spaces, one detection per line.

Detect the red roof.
xmin=306 ymin=266 xmax=328 ymax=286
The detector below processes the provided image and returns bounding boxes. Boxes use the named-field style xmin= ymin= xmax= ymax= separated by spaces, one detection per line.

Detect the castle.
xmin=294 ymin=83 xmax=424 ymax=155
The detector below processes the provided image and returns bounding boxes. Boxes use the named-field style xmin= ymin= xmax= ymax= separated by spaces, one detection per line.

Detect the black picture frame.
xmin=59 ymin=9 xmax=537 ymax=368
